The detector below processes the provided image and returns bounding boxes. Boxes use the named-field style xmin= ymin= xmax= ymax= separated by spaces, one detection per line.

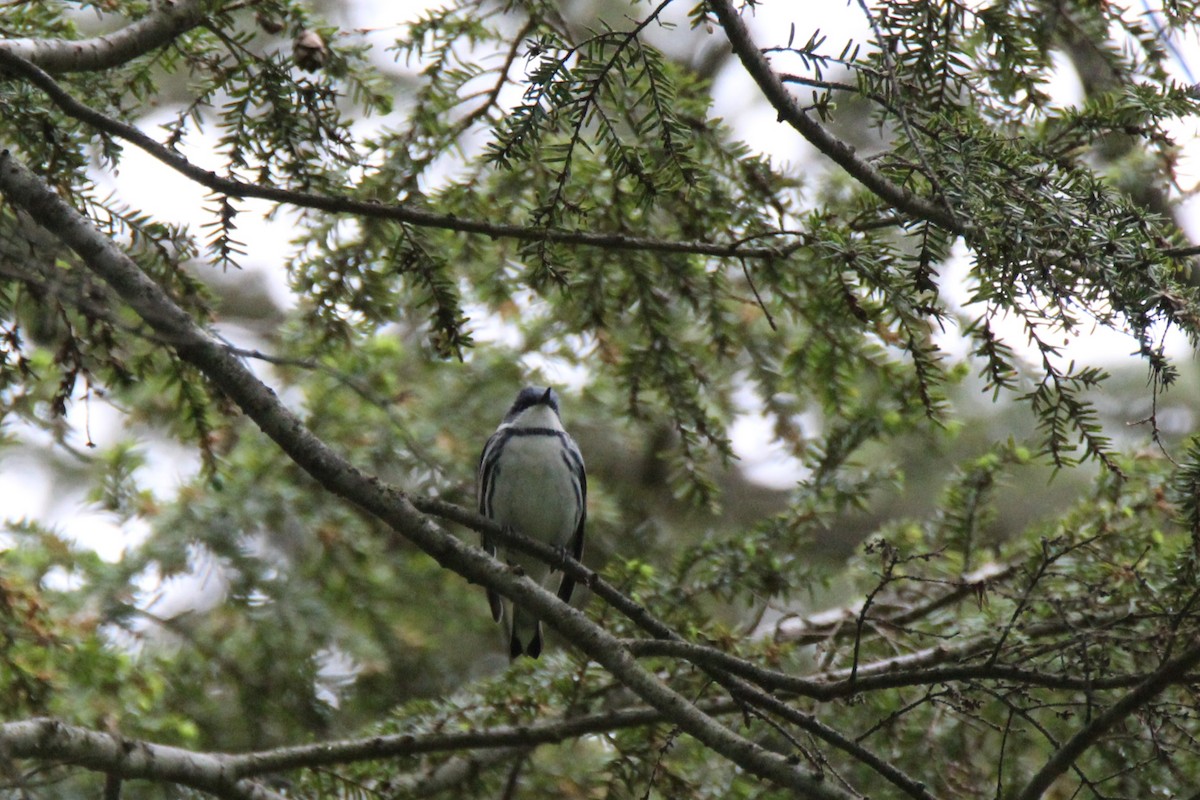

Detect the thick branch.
xmin=0 ymin=149 xmax=847 ymax=800
xmin=707 ymin=0 xmax=960 ymax=232
xmin=0 ymin=0 xmax=211 ymax=73
xmin=0 ymin=50 xmax=798 ymax=261
xmin=0 ymin=719 xmax=286 ymax=800
xmin=818 ymin=612 xmax=1132 ymax=683
xmin=0 ymin=703 xmax=741 ymax=798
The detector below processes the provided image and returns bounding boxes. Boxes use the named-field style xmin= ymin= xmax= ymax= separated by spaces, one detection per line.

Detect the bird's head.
xmin=503 ymin=386 xmax=562 ymax=427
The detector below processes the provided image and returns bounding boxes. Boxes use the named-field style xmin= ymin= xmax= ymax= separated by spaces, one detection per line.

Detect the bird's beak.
xmin=541 ymin=387 xmax=553 ymax=404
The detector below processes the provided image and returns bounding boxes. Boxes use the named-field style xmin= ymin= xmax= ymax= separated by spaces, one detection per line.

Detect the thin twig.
xmin=987 ymin=540 xmax=1055 ymax=667
xmin=739 ymin=257 xmax=777 ymax=330
xmin=850 ymin=547 xmax=896 ymax=683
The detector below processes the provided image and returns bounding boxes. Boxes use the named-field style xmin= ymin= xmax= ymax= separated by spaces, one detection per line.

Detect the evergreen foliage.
xmin=0 ymin=0 xmax=1199 ymax=798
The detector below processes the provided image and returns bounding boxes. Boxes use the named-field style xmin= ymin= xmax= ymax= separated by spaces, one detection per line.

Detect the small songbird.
xmin=477 ymin=386 xmax=587 ymax=658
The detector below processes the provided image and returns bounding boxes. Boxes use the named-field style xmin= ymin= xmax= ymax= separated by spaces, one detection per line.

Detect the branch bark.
xmin=0 ymin=148 xmax=848 ymax=800
xmin=0 ymin=704 xmax=742 ymax=798
xmin=0 ymin=719 xmax=286 ymax=800
xmin=0 ymin=0 xmax=212 ymax=73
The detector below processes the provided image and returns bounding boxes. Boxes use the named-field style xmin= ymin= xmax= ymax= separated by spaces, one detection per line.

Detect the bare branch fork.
xmin=1014 ymin=638 xmax=1200 ymax=800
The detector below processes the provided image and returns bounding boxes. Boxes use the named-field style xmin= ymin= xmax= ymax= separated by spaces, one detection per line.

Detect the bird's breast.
xmin=488 ymin=434 xmax=580 ymax=548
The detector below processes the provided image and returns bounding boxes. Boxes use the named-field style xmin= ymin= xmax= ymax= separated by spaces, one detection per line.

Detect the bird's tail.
xmin=510 ymin=605 xmax=543 ymax=659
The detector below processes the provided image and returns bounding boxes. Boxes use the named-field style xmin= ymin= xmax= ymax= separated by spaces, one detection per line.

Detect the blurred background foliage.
xmin=1 ymin=0 xmax=1200 ymax=797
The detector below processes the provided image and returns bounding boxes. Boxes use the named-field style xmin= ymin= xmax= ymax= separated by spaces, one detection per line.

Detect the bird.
xmin=477 ymin=386 xmax=586 ymax=658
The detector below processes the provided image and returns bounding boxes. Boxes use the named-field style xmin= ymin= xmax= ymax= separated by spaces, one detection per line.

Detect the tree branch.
xmin=795 ymin=612 xmax=1128 ymax=687
xmin=1014 ymin=639 xmax=1200 ymax=800
xmin=0 ymin=703 xmax=745 ymax=798
xmin=624 ymin=638 xmax=1195 ymax=700
xmin=707 ymin=0 xmax=961 ymax=233
xmin=0 ymin=49 xmax=799 ymax=262
xmin=0 ymin=0 xmax=213 ymax=73
xmin=413 ymin=508 xmax=936 ymax=799
xmin=226 ymin=699 xmax=739 ymax=775
xmin=0 ymin=719 xmax=287 ymax=800
xmin=0 ymin=148 xmax=849 ymax=800
xmin=716 ymin=677 xmax=939 ymax=800
xmin=773 ymin=561 xmax=1017 ymax=644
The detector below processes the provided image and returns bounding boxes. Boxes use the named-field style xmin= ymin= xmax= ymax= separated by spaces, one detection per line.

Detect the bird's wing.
xmin=556 ymin=435 xmax=587 ymax=605
xmin=478 ymin=428 xmax=508 ymax=622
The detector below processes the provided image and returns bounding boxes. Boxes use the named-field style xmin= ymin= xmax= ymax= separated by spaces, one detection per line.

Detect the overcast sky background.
xmin=3 ymin=1 xmax=1198 ymax=576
